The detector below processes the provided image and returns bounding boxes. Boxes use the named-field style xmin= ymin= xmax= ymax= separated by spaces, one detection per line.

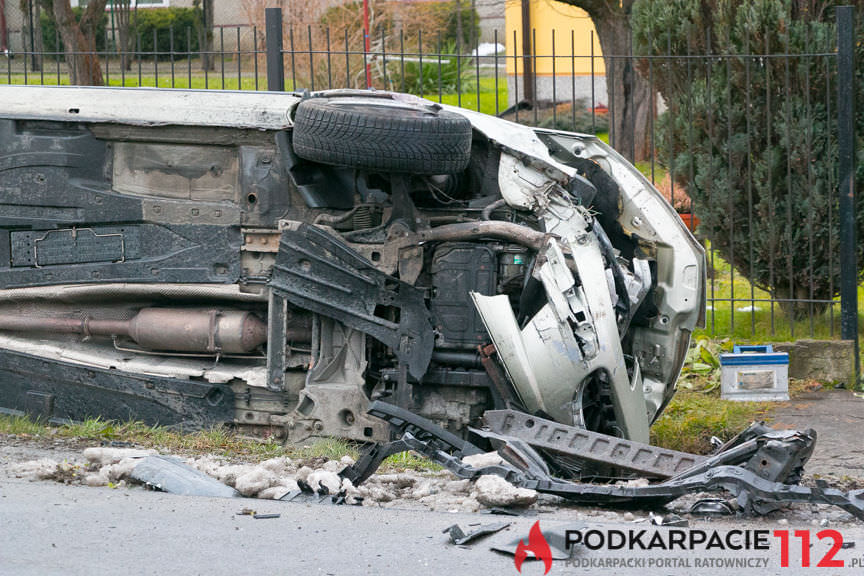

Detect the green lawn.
xmin=2 ymin=72 xmax=264 ymax=91
xmin=436 ymin=77 xmax=508 ymax=116
xmin=697 ymin=247 xmax=853 ymax=342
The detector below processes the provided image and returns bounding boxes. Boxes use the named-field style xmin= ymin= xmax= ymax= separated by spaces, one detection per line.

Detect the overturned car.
xmin=0 ymin=86 xmax=704 ymax=447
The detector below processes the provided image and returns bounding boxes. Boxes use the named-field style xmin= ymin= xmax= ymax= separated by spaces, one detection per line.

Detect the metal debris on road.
xmin=129 ymin=456 xmax=239 ymax=499
xmin=342 ymin=401 xmax=864 ymax=521
xmin=443 ymin=522 xmax=511 ymax=545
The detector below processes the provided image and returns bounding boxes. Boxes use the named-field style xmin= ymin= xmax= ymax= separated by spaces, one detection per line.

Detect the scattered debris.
xmin=234 ymin=467 xmax=278 ymax=497
xmin=483 ymin=507 xmax=528 ymax=517
xmin=83 ymin=447 xmax=155 ymax=466
xmin=443 ymin=522 xmax=510 ymax=545
xmin=842 ymin=541 xmax=855 ymax=549
xmin=462 ymin=452 xmax=505 ymax=469
xmin=129 ymin=456 xmax=239 ymax=498
xmin=258 ymin=485 xmax=297 ymax=500
xmin=7 ymin=397 xmax=864 ymax=523
xmin=11 ymin=458 xmax=77 ymax=483
xmin=307 ymin=470 xmax=342 ymax=494
xmin=252 ymin=513 xmax=281 ymax=520
xmin=341 ymin=401 xmax=864 ymax=520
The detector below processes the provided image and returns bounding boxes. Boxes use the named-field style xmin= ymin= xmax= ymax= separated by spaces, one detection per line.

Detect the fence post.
xmin=265 ymin=7 xmax=284 ymax=92
xmin=837 ymin=5 xmax=859 ymax=383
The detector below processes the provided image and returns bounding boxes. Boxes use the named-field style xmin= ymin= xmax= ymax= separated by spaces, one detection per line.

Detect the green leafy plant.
xmin=388 ymin=41 xmax=475 ymax=96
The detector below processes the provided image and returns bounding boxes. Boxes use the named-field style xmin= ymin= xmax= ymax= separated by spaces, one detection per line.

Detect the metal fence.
xmin=0 ymin=5 xmax=859 ymax=349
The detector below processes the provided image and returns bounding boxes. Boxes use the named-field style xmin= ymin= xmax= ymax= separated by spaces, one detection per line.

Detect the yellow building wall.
xmin=504 ymin=0 xmax=605 ymax=76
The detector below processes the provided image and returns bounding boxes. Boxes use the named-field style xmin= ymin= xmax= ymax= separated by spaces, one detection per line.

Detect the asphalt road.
xmin=3 ymin=477 xmax=864 ymax=576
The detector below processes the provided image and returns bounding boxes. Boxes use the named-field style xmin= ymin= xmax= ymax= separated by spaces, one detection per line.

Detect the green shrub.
xmin=388 ymin=42 xmax=475 ymax=95
xmin=129 ymin=8 xmax=201 ymax=59
xmin=632 ymin=0 xmax=864 ymax=319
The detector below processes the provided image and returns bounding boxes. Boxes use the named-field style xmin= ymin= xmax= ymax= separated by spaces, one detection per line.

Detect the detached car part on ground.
xmin=1 ymin=86 xmax=854 ymax=518
xmin=340 ymin=402 xmax=864 ymax=520
xmin=0 ymin=86 xmax=702 ymax=447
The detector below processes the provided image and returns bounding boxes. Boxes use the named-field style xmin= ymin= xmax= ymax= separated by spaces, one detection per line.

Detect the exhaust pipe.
xmin=0 ymin=308 xmax=268 ymax=354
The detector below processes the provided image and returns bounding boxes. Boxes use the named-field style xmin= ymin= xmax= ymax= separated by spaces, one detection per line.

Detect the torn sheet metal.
xmin=408 ymin=431 xmax=864 ymax=520
xmin=689 ymin=498 xmax=736 ymax=516
xmin=130 ymin=455 xmax=239 ymax=498
xmin=444 ymin=522 xmax=511 ymax=546
xmin=472 ymin=197 xmax=651 ymax=443
xmin=480 ymin=409 xmax=817 ymax=492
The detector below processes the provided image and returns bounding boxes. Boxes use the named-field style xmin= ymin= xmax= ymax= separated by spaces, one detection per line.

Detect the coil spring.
xmin=353 ymin=205 xmax=373 ymax=230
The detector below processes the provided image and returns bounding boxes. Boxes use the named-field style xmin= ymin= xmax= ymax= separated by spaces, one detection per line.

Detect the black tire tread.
xmin=292 ymin=98 xmax=473 ymax=174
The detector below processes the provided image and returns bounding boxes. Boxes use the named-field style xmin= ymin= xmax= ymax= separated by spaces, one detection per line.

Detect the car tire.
xmin=292 ymin=96 xmax=473 ymax=174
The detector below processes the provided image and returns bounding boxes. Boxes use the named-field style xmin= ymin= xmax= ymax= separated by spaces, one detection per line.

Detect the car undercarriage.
xmin=0 ymin=87 xmax=704 ymax=450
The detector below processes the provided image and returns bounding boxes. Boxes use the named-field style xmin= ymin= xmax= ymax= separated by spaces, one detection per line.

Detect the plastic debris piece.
xmin=129 ymin=455 xmax=239 ymax=498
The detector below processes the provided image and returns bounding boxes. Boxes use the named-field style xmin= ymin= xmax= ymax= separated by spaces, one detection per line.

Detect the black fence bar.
xmin=837 ymin=5 xmax=859 ymax=376
xmin=265 ymin=8 xmax=284 ymax=92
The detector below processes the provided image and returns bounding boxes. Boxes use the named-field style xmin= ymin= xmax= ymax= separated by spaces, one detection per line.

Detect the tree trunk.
xmin=592 ymin=10 xmax=652 ymax=162
xmin=53 ymin=0 xmax=107 ymax=86
xmin=200 ymin=0 xmax=215 ymax=71
xmin=114 ymin=0 xmax=133 ymax=71
xmin=554 ymin=0 xmax=653 ymax=163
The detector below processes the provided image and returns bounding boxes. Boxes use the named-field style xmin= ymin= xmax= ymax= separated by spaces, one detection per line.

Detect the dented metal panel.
xmin=0 ymin=86 xmax=299 ymax=129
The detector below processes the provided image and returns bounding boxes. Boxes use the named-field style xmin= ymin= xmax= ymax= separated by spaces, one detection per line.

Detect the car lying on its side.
xmin=0 ymin=86 xmax=704 ymax=446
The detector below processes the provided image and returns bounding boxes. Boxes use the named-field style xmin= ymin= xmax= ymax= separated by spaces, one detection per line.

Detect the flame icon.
xmin=514 ymin=521 xmax=553 ymax=574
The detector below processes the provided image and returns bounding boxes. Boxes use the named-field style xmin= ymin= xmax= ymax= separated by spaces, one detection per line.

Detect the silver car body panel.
xmin=0 ymin=85 xmax=299 ymax=129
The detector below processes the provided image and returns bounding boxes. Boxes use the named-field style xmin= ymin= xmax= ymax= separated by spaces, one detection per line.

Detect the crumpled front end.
xmin=460 ymin=115 xmax=704 ymax=444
